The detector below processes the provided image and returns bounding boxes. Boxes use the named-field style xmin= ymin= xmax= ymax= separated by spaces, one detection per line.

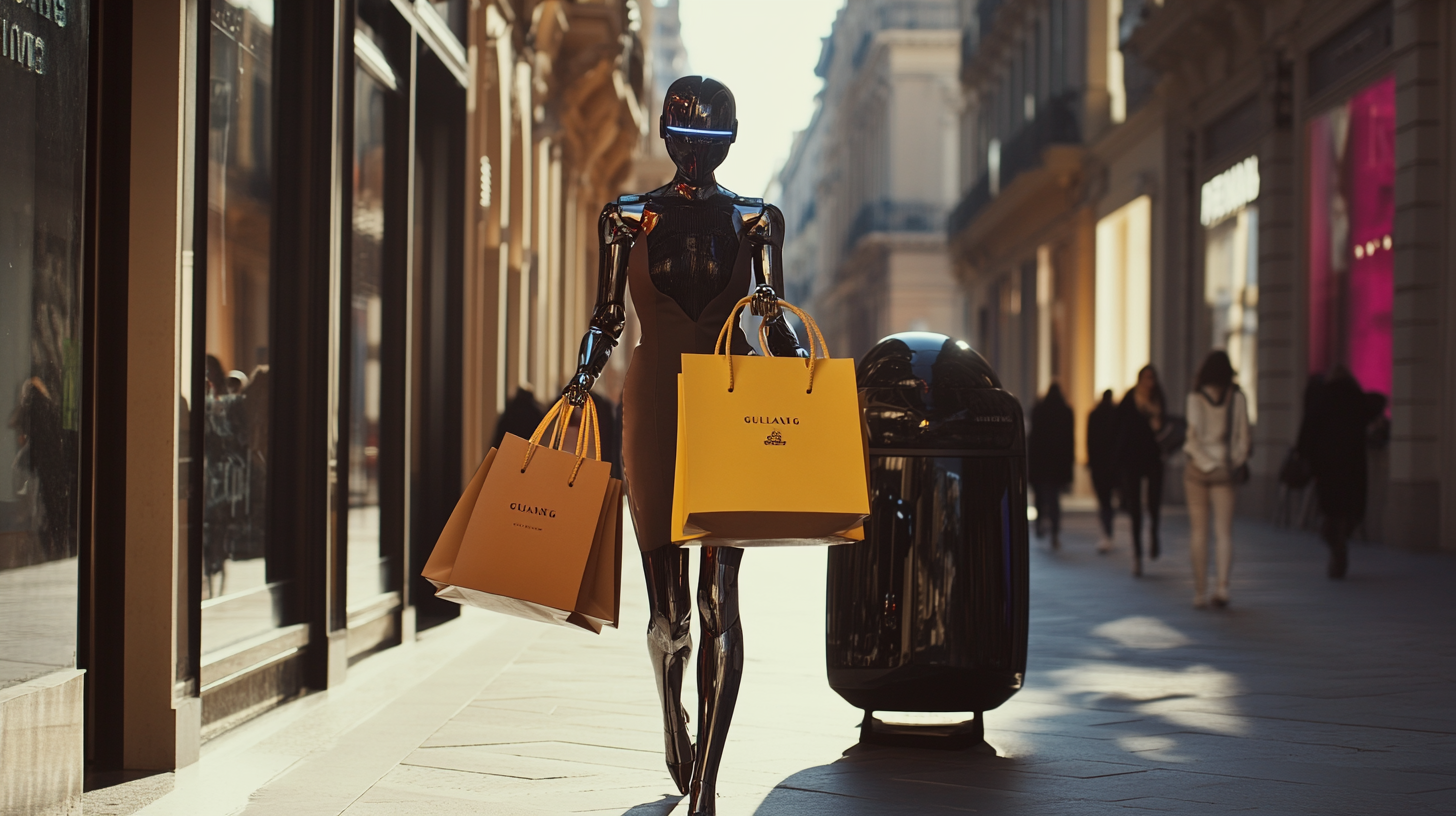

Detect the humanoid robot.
xmin=562 ymin=76 xmax=804 ymax=815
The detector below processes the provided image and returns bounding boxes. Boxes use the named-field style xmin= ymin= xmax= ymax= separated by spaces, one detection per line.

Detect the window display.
xmin=1306 ymin=74 xmax=1394 ymax=398
xmin=202 ymin=0 xmax=284 ymax=653
xmin=0 ymin=0 xmax=88 ymax=691
xmin=1202 ymin=156 xmax=1259 ymax=423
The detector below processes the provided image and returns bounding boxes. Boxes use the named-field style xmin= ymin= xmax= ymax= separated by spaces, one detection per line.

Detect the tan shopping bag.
xmin=671 ymin=297 xmax=870 ymax=545
xmin=422 ymin=398 xmax=622 ymax=633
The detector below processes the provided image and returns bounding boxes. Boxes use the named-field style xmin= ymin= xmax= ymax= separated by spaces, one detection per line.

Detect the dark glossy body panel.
xmin=563 ymin=76 xmax=803 ymax=814
xmin=828 ymin=333 xmax=1029 ymax=715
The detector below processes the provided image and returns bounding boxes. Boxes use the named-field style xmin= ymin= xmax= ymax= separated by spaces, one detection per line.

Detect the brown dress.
xmin=620 ymin=223 xmax=753 ymax=552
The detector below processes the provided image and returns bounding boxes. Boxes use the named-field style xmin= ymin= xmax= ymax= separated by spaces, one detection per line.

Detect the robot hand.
xmin=749 ymin=283 xmax=781 ymax=320
xmin=562 ymin=372 xmax=594 ymax=408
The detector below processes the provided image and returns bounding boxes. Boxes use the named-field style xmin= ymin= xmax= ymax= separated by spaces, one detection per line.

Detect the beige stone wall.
xmin=463 ymin=0 xmax=652 ymax=466
xmin=0 ymin=670 xmax=83 ymax=815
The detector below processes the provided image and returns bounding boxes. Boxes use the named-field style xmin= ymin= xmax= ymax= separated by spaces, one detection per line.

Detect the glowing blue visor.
xmin=664 ymin=125 xmax=735 ymax=140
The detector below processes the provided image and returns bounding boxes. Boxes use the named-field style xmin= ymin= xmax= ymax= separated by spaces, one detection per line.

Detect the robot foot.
xmin=665 ymin=708 xmax=694 ymax=795
xmin=688 ymin=778 xmax=714 ymax=815
xmin=669 ymin=758 xmax=694 ymax=797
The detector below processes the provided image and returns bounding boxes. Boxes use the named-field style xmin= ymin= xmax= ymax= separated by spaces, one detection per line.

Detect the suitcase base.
xmin=858 ymin=710 xmax=996 ymax=754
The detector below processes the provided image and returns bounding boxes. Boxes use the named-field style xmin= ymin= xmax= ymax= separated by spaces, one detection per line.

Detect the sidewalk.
xmin=112 ymin=509 xmax=1456 ymax=816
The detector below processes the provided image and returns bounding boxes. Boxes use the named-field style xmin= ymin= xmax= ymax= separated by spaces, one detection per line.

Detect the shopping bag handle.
xmin=521 ymin=396 xmax=602 ymax=486
xmin=712 ymin=296 xmax=831 ymax=394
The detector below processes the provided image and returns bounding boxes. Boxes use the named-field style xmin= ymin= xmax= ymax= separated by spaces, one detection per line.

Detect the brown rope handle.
xmin=713 ymin=296 xmax=829 ymax=393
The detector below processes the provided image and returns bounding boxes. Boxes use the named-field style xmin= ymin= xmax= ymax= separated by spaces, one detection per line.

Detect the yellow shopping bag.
xmin=672 ymin=297 xmax=869 ymax=545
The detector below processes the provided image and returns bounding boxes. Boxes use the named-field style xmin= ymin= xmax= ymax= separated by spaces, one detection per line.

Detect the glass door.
xmin=344 ymin=14 xmax=407 ymax=651
xmin=201 ymin=0 xmax=286 ymax=655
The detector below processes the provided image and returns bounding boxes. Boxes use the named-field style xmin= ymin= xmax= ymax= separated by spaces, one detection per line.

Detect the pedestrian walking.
xmin=1114 ymin=365 xmax=1166 ymax=576
xmin=1295 ymin=366 xmax=1386 ymax=578
xmin=1087 ymin=389 xmax=1118 ymax=553
xmin=1028 ymin=383 xmax=1074 ymax=549
xmin=1183 ymin=351 xmax=1250 ymax=608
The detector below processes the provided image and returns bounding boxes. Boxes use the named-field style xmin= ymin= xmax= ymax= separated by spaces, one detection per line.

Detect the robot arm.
xmin=563 ymin=201 xmax=640 ymax=406
xmin=746 ymin=204 xmax=809 ymax=359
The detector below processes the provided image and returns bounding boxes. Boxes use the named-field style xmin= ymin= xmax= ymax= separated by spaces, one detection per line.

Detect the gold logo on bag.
xmin=509 ymin=502 xmax=557 ymax=518
xmin=764 ymin=430 xmax=787 ymax=447
xmin=744 ymin=416 xmax=800 ymax=425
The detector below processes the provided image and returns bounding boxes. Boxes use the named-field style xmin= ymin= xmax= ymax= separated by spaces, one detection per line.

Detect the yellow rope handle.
xmin=522 ymin=396 xmax=605 ymax=483
xmin=774 ymin=301 xmax=831 ymax=393
xmin=567 ymin=397 xmax=601 ymax=486
xmin=712 ymin=296 xmax=829 ymax=393
xmin=522 ymin=399 xmax=566 ymax=471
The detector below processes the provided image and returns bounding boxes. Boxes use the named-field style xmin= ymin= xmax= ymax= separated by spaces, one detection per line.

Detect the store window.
xmin=1094 ymin=195 xmax=1151 ymax=397
xmin=0 ymin=0 xmax=88 ymax=691
xmin=348 ymin=21 xmax=402 ymax=611
xmin=1202 ymin=156 xmax=1260 ymax=422
xmin=202 ymin=0 xmax=284 ymax=653
xmin=1307 ymin=73 xmax=1394 ymax=399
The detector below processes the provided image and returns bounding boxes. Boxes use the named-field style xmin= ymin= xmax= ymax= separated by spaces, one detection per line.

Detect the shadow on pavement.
xmin=751 ymin=742 xmax=1044 ymax=815
xmin=620 ymin=793 xmax=684 ymax=815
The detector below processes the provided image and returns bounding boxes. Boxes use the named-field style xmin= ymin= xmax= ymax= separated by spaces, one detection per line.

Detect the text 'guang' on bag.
xmin=422 ymin=397 xmax=622 ymax=633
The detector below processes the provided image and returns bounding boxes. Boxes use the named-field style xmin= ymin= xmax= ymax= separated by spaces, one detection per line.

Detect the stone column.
xmin=124 ymin=0 xmax=200 ymax=770
xmin=1386 ymin=0 xmax=1446 ymax=549
xmin=1252 ymin=80 xmax=1298 ymax=521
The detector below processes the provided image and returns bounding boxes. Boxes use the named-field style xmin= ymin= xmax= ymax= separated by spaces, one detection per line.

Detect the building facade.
xmin=779 ymin=0 xmax=967 ymax=361
xmin=1126 ymin=0 xmax=1455 ymax=548
xmin=0 ymin=0 xmax=654 ymax=812
xmin=952 ymin=0 xmax=1456 ymax=549
xmin=950 ymin=0 xmax=1113 ymax=453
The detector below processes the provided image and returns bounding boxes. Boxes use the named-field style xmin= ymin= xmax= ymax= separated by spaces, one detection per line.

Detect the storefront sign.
xmin=1200 ymin=156 xmax=1259 ymax=227
xmin=2 ymin=0 xmax=68 ymax=75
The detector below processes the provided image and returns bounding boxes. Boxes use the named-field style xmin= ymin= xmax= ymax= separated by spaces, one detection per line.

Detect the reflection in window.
xmin=0 ymin=0 xmax=87 ymax=690
xmin=1307 ymin=74 xmax=1394 ymax=398
xmin=348 ymin=64 xmax=391 ymax=605
xmin=203 ymin=0 xmax=283 ymax=653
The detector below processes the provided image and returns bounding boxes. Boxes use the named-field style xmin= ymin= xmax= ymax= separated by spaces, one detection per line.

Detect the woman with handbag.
xmin=1183 ymin=351 xmax=1251 ymax=608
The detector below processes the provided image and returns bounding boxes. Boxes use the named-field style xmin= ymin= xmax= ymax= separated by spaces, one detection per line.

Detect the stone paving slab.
xmin=128 ymin=506 xmax=1456 ymax=815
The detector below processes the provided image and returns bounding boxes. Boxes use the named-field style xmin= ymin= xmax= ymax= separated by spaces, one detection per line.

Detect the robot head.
xmin=660 ymin=75 xmax=737 ymax=185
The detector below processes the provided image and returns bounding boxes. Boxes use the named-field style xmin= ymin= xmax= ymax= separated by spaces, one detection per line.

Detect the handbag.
xmin=422 ymin=397 xmax=622 ymax=633
xmin=671 ymin=297 xmax=870 ymax=545
xmin=1223 ymin=386 xmax=1250 ymax=485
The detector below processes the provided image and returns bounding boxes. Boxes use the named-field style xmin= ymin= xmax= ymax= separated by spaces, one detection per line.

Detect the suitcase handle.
xmin=712 ymin=296 xmax=831 ymax=395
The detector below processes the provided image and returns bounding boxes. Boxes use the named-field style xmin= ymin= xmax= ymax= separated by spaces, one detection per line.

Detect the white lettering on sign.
xmin=4 ymin=0 xmax=68 ymax=77
xmin=3 ymin=21 xmax=45 ymax=75
xmin=1200 ymin=156 xmax=1259 ymax=227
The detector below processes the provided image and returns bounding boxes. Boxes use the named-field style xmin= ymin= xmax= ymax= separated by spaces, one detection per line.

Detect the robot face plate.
xmin=660 ymin=75 xmax=737 ymax=185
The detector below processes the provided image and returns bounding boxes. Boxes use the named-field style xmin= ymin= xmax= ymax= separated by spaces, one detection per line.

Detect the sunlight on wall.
xmin=1094 ymin=195 xmax=1151 ymax=398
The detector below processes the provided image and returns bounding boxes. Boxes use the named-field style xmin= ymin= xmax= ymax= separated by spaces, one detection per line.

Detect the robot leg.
xmin=689 ymin=546 xmax=744 ymax=815
xmin=642 ymin=546 xmax=695 ymax=794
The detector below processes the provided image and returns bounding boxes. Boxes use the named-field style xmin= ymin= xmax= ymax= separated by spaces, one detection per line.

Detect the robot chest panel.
xmin=645 ymin=200 xmax=743 ymax=321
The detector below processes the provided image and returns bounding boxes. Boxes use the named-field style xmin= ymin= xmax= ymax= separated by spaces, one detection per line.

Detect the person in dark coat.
xmin=1114 ymin=365 xmax=1166 ymax=576
xmin=1028 ymin=383 xmax=1075 ymax=548
xmin=1086 ymin=389 xmax=1118 ymax=553
xmin=1296 ymin=366 xmax=1385 ymax=578
xmin=491 ymin=388 xmax=548 ymax=451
